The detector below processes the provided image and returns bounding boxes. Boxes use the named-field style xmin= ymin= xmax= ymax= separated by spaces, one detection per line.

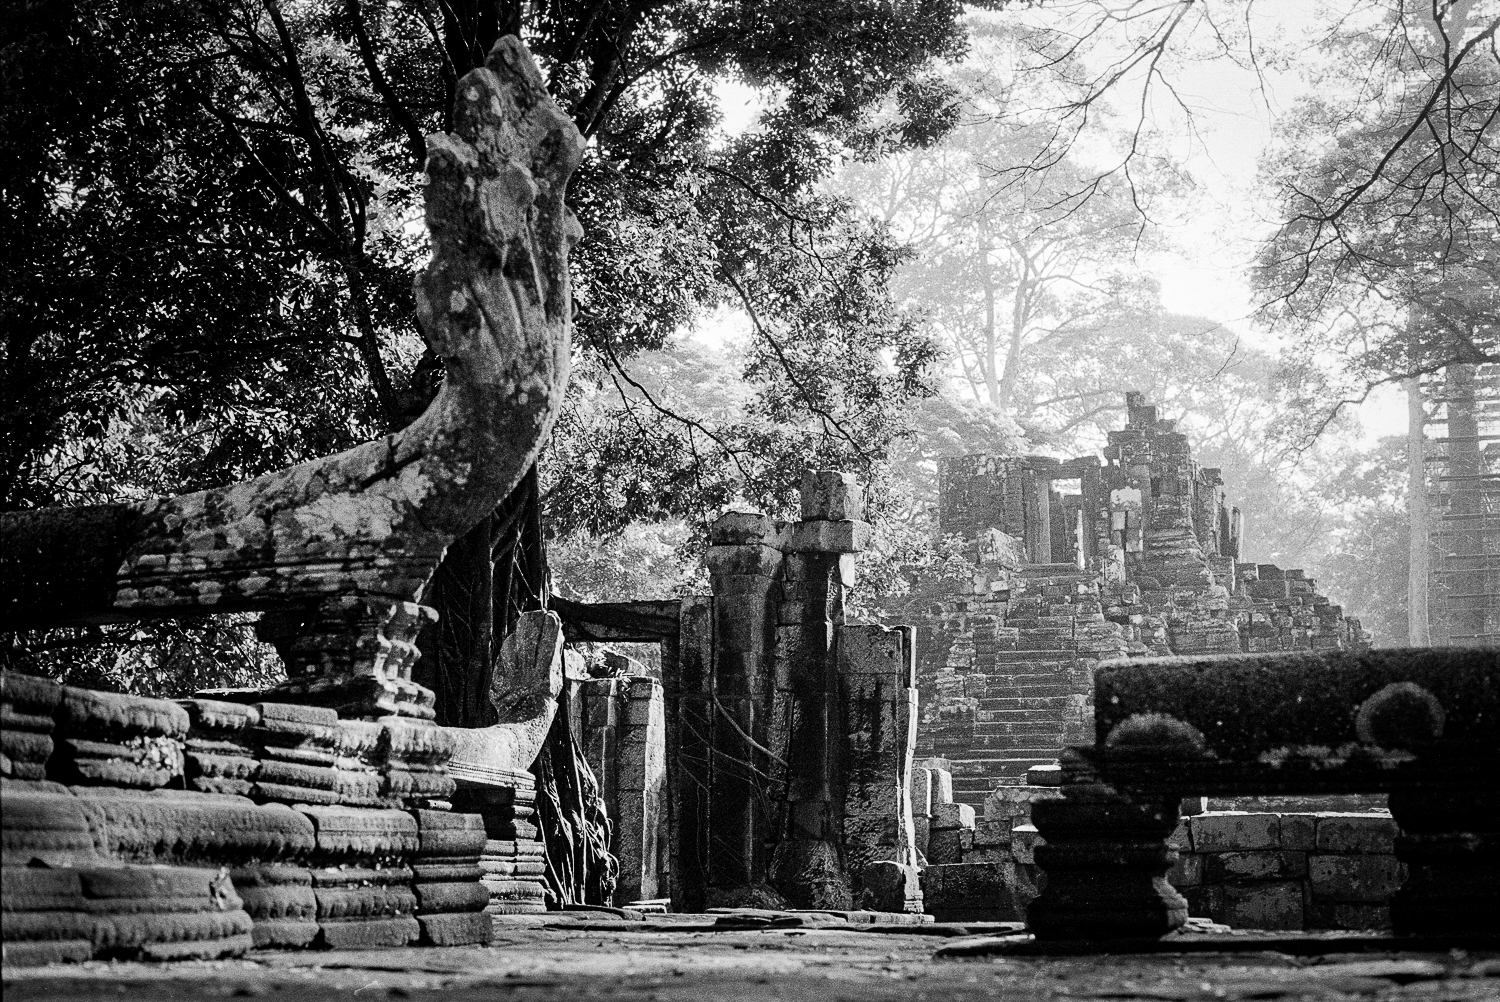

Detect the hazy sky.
xmin=711 ymin=2 xmax=1410 ymax=443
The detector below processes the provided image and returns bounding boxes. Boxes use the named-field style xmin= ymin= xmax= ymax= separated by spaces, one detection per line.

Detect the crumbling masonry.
xmin=884 ymin=393 xmax=1372 ymax=809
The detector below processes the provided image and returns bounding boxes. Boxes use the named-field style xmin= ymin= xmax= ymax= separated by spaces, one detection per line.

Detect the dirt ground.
xmin=5 ymin=916 xmax=1498 ymax=1002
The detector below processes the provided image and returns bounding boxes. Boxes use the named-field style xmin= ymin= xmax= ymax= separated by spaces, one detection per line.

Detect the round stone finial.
xmin=1354 ymin=682 xmax=1446 ymax=749
xmin=1103 ymin=712 xmax=1208 ymax=759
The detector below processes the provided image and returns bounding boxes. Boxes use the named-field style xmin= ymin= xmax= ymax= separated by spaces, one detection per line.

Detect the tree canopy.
xmin=2 ymin=0 xmax=968 ymax=529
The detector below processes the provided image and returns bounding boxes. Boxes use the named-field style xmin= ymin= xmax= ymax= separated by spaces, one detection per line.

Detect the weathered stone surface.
xmin=1219 ymin=881 xmax=1302 ymax=931
xmin=1279 ymin=813 xmax=1316 ymax=851
xmin=800 ymin=470 xmax=864 ymax=523
xmin=58 ymin=688 xmax=189 ymax=742
xmin=922 ymin=861 xmax=1034 ymax=922
xmin=1189 ymin=813 xmax=1279 ymax=852
xmin=1315 ymin=814 xmax=1398 ymax=854
xmin=932 ymin=802 xmax=975 ymax=830
xmin=1308 ymin=854 xmax=1404 ymax=903
xmin=81 ymin=863 xmax=253 ymax=960
xmin=1 ymin=785 xmax=99 ymax=866
xmin=784 ymin=519 xmax=873 ymax=554
xmin=1204 ymin=850 xmax=1307 ymax=882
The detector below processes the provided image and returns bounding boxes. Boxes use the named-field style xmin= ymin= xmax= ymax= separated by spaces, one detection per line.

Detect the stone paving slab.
xmin=4 ymin=920 xmax=1499 ymax=1002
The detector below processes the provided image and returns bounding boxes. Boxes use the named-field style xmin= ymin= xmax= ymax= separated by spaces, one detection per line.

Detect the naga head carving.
xmin=414 ymin=37 xmax=585 ymax=383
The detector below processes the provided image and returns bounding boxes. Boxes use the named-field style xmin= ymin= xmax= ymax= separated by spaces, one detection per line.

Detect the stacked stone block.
xmin=300 ymin=805 xmax=419 ymax=947
xmin=230 ymin=863 xmax=318 ymax=948
xmin=3 ymin=682 xmax=323 ymax=962
xmin=839 ymin=624 xmax=921 ymax=906
xmin=455 ymin=776 xmax=548 ymax=914
xmin=52 ymin=687 xmax=188 ymax=789
xmin=333 ymin=719 xmax=388 ymax=807
xmin=1 ymin=865 xmax=93 ymax=965
xmin=480 ymin=836 xmax=548 ymax=914
xmin=579 ymin=672 xmax=666 ymax=905
xmin=381 ymin=717 xmax=457 ymax=809
xmin=179 ymin=699 xmax=259 ymax=796
xmin=1233 ymin=565 xmax=1370 ymax=653
xmin=250 ymin=703 xmax=342 ymax=806
xmin=1168 ymin=811 xmax=1403 ymax=930
xmin=78 ymin=863 xmax=253 ymax=961
xmin=410 ymin=809 xmax=492 ymax=945
xmin=1 ymin=671 xmax=60 ymax=781
xmin=0 ymin=670 xmax=507 ymax=962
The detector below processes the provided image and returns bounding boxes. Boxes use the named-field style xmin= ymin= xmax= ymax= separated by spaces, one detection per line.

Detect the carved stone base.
xmin=258 ymin=673 xmax=435 ymax=721
xmin=1389 ymin=787 xmax=1500 ymax=935
xmin=1027 ymin=780 xmax=1187 ymax=940
xmin=258 ymin=597 xmax=438 ymax=719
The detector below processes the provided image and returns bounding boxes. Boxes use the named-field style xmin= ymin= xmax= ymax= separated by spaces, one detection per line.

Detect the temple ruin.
xmin=0 ymin=35 xmax=1496 ymax=979
xmin=885 ymin=392 xmax=1371 ymax=808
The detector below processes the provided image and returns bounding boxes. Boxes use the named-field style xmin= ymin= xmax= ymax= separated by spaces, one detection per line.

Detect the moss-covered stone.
xmin=1093 ymin=648 xmax=1498 ymax=760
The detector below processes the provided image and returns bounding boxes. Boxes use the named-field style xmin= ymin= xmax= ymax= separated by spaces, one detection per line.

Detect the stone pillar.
xmin=839 ymin=623 xmax=920 ymax=903
xmin=703 ymin=514 xmax=784 ymax=902
xmin=615 ymin=676 xmax=666 ymax=904
xmin=669 ymin=594 xmax=713 ymax=912
xmin=767 ymin=471 xmax=870 ymax=908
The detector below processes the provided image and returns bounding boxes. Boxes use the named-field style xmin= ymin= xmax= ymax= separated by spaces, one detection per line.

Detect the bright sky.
xmin=708 ymin=2 xmax=1411 ymax=443
xmin=1126 ymin=1 xmax=1409 ymax=442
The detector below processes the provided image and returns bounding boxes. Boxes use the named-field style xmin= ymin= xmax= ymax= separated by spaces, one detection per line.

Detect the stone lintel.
xmin=783 ymin=519 xmax=872 ymax=554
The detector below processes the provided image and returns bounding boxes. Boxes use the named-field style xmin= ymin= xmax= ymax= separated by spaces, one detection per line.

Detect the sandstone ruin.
xmin=0 ymin=35 xmax=1496 ymax=976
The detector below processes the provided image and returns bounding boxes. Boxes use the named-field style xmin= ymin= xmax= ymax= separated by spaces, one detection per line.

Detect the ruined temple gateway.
xmin=1 ymin=36 xmax=1495 ymax=964
xmin=885 ymin=392 xmax=1371 ymax=809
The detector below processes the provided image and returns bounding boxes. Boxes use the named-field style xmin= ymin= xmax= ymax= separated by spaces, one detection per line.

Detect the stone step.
xmin=972 ymin=675 xmax=1087 ymax=691
xmin=971 ymin=696 xmax=1078 ymax=710
xmin=965 ymin=723 xmax=1068 ymax=738
xmin=958 ymin=747 xmax=1066 ymax=762
xmin=1018 ymin=564 xmax=1095 ymax=578
xmin=977 ymin=685 xmax=1082 ymax=703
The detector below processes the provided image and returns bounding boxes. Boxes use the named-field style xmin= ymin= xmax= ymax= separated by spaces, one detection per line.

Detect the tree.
xmin=3 ymin=0 xmax=967 ymax=514
xmin=2 ymin=0 xmax=971 ymax=697
xmin=1254 ymin=0 xmax=1499 ymax=427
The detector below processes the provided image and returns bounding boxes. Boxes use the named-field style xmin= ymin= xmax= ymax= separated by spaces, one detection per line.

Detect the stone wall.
xmin=1169 ymin=812 xmax=1403 ymax=931
xmin=885 ymin=393 xmax=1371 ymax=810
xmin=2 ymin=671 xmax=510 ymax=965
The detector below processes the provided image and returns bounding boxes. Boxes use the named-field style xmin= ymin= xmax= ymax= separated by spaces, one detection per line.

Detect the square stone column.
xmin=839 ymin=623 xmax=920 ymax=899
xmin=615 ymin=676 xmax=666 ymax=903
xmin=703 ymin=513 xmax=784 ymax=900
xmin=766 ymin=471 xmax=872 ymax=908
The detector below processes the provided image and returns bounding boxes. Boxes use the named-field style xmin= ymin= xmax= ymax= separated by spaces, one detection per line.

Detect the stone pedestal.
xmin=257 ymin=596 xmax=438 ymax=720
xmin=1028 ymin=769 xmax=1187 ymax=940
xmin=1389 ymin=786 xmax=1500 ymax=935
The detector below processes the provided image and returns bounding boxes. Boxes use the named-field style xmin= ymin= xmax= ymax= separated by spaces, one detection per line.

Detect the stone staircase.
xmin=941 ymin=564 xmax=1126 ymax=807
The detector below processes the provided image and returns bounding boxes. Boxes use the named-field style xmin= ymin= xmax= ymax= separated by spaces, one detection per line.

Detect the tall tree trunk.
xmin=980 ymin=245 xmax=999 ymax=407
xmin=1405 ymin=376 xmax=1431 ymax=646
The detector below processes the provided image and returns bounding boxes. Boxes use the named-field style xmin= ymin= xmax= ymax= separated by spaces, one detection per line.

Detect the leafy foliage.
xmin=1255 ymin=0 xmax=1500 ymax=436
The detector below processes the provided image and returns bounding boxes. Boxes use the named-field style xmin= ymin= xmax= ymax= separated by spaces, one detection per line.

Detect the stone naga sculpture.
xmin=1 ymin=38 xmax=584 ymax=719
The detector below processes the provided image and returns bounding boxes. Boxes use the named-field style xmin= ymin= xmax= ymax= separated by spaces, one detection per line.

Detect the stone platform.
xmin=3 ymin=914 xmax=1497 ymax=1002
